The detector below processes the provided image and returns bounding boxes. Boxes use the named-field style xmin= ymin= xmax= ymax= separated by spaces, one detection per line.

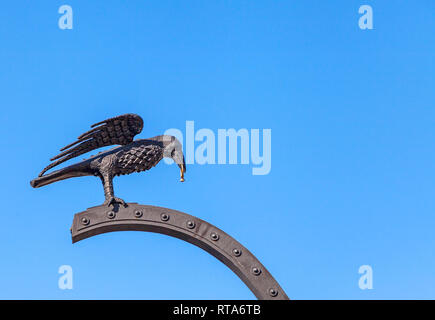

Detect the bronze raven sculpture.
xmin=30 ymin=114 xmax=186 ymax=207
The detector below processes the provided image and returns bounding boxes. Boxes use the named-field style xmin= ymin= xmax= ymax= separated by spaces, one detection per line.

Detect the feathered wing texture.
xmin=38 ymin=114 xmax=143 ymax=177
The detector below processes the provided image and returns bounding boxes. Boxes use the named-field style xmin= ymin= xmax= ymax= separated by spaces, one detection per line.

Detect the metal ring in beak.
xmin=180 ymin=168 xmax=185 ymax=182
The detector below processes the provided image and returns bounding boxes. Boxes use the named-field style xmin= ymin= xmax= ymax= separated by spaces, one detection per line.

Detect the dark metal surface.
xmin=30 ymin=114 xmax=186 ymax=207
xmin=71 ymin=203 xmax=289 ymax=300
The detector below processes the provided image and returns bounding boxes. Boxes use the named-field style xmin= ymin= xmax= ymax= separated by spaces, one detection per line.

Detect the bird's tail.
xmin=30 ymin=161 xmax=93 ymax=188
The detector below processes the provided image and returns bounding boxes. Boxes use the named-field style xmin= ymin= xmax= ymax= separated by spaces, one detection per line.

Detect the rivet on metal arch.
xmin=70 ymin=203 xmax=289 ymax=300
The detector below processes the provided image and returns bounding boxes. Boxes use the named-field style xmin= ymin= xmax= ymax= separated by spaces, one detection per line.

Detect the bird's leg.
xmin=100 ymin=173 xmax=127 ymax=208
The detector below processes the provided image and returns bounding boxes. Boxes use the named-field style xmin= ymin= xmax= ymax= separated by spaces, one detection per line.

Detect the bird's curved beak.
xmin=172 ymin=150 xmax=186 ymax=182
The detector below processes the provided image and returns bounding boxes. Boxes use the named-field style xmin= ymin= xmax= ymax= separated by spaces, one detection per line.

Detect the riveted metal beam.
xmin=70 ymin=203 xmax=289 ymax=300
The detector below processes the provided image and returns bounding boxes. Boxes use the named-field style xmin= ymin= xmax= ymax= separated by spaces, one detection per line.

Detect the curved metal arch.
xmin=71 ymin=203 xmax=289 ymax=300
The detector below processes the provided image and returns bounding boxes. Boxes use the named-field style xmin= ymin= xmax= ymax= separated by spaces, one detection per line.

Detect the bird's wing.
xmin=38 ymin=114 xmax=143 ymax=176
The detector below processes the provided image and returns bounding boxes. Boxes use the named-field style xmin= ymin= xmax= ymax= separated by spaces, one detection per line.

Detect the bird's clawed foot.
xmin=103 ymin=196 xmax=128 ymax=208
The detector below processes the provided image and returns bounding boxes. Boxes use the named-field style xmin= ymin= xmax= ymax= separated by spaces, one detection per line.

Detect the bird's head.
xmin=158 ymin=135 xmax=186 ymax=182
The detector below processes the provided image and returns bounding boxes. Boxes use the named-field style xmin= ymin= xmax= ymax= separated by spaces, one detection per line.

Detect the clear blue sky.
xmin=0 ymin=1 xmax=433 ymax=299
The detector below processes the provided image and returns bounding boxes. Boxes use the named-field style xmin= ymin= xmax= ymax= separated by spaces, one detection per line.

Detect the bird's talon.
xmin=104 ymin=197 xmax=127 ymax=208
